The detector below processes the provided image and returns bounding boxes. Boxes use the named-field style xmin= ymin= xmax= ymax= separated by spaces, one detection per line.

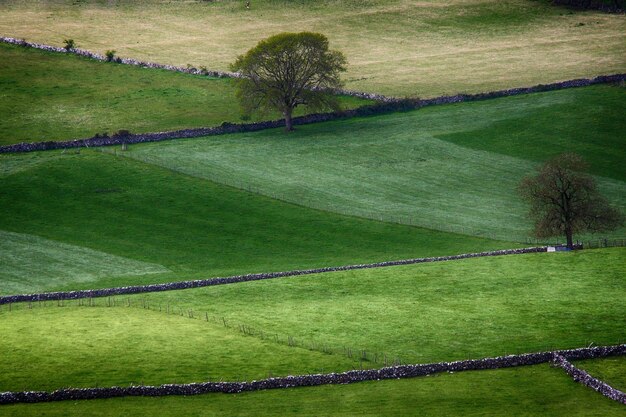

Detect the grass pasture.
xmin=121 ymin=248 xmax=626 ymax=366
xmin=1 ymin=364 xmax=624 ymax=417
xmin=1 ymin=249 xmax=623 ymax=414
xmin=0 ymin=150 xmax=512 ymax=294
xmin=0 ymin=43 xmax=368 ymax=145
xmin=0 ymin=1 xmax=625 ymax=414
xmin=0 ymin=230 xmax=169 ymax=294
xmin=121 ymin=84 xmax=626 ymax=242
xmin=0 ymin=307 xmax=360 ymax=392
xmin=575 ymin=356 xmax=626 ymax=392
xmin=0 ymin=0 xmax=624 ymax=97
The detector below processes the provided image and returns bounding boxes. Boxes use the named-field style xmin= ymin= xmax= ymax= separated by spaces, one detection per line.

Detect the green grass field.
xmin=1 ymin=0 xmax=624 ymax=97
xmin=0 ymin=150 xmax=513 ymax=294
xmin=2 ymin=363 xmax=624 ymax=417
xmin=122 ymin=249 xmax=626 ymax=365
xmin=0 ymin=307 xmax=361 ymax=391
xmin=120 ymin=84 xmax=626 ymax=241
xmin=575 ymin=356 xmax=626 ymax=392
xmin=0 ymin=230 xmax=169 ymax=294
xmin=2 ymin=249 xmax=623 ymax=392
xmin=0 ymin=43 xmax=368 ymax=145
xmin=1 ymin=1 xmax=625 ymax=414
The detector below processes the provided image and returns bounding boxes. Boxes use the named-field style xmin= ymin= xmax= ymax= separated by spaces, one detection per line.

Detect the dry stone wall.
xmin=552 ymin=0 xmax=625 ymax=12
xmin=0 ymin=344 xmax=623 ymax=405
xmin=0 ymin=36 xmax=238 ymax=78
xmin=553 ymin=353 xmax=626 ymax=404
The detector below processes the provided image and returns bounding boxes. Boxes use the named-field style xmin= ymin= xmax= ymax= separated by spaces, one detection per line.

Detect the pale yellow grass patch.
xmin=0 ymin=0 xmax=624 ymax=97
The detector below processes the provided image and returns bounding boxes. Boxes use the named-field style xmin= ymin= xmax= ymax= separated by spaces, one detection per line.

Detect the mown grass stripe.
xmin=0 ymin=230 xmax=170 ymax=294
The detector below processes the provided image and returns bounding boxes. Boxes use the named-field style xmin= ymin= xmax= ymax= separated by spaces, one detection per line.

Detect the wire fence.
xmin=583 ymin=238 xmax=626 ymax=249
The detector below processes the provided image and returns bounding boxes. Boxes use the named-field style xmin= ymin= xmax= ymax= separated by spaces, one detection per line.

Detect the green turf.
xmin=124 ymin=248 xmax=626 ymax=365
xmin=0 ymin=42 xmax=369 ymax=145
xmin=0 ymin=306 xmax=360 ymax=392
xmin=0 ymin=230 xmax=169 ymax=294
xmin=120 ymin=85 xmax=626 ymax=241
xmin=1 ymin=364 xmax=623 ymax=417
xmin=0 ymin=150 xmax=513 ymax=294
xmin=575 ymin=356 xmax=626 ymax=392
xmin=436 ymin=84 xmax=626 ymax=181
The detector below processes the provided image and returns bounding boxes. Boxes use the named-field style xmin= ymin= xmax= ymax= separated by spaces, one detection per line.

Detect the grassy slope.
xmin=2 ymin=364 xmax=624 ymax=417
xmin=0 ymin=43 xmax=367 ymax=145
xmin=122 ymin=85 xmax=626 ymax=241
xmin=0 ymin=0 xmax=624 ymax=97
xmin=435 ymin=85 xmax=626 ymax=181
xmin=576 ymin=356 xmax=626 ymax=391
xmin=0 ymin=307 xmax=361 ymax=391
xmin=0 ymin=230 xmax=169 ymax=294
xmin=1 ymin=249 xmax=623 ymax=413
xmin=0 ymin=150 xmax=512 ymax=294
xmin=126 ymin=249 xmax=625 ymax=365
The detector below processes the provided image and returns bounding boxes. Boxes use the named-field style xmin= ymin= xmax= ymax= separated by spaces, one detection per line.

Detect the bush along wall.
xmin=0 ymin=36 xmax=238 ymax=78
xmin=553 ymin=353 xmax=626 ymax=404
xmin=0 ymin=247 xmax=548 ymax=305
xmin=0 ymin=344 xmax=624 ymax=405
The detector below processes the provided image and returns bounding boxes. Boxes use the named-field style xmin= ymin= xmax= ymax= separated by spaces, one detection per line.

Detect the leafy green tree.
xmin=230 ymin=32 xmax=347 ymax=131
xmin=519 ymin=153 xmax=623 ymax=248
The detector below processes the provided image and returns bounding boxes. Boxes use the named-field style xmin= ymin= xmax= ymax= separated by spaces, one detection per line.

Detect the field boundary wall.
xmin=0 ymin=37 xmax=625 ymax=154
xmin=0 ymin=344 xmax=623 ymax=405
xmin=552 ymin=0 xmax=625 ymax=12
xmin=0 ymin=247 xmax=548 ymax=304
xmin=553 ymin=353 xmax=626 ymax=404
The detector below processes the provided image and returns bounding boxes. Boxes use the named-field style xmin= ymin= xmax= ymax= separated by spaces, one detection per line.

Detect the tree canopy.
xmin=230 ymin=32 xmax=347 ymax=131
xmin=518 ymin=153 xmax=623 ymax=248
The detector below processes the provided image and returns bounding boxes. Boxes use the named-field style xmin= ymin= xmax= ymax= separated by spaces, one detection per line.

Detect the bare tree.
xmin=230 ymin=32 xmax=347 ymax=132
xmin=519 ymin=153 xmax=623 ymax=248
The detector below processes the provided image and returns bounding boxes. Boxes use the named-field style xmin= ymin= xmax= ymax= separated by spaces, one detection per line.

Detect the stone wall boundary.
xmin=0 ymin=247 xmax=548 ymax=305
xmin=552 ymin=0 xmax=625 ymax=12
xmin=0 ymin=344 xmax=623 ymax=405
xmin=553 ymin=353 xmax=626 ymax=404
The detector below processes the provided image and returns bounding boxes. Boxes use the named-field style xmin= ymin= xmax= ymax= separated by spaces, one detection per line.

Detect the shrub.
xmin=105 ymin=50 xmax=116 ymax=62
xmin=63 ymin=39 xmax=75 ymax=51
xmin=112 ymin=129 xmax=131 ymax=138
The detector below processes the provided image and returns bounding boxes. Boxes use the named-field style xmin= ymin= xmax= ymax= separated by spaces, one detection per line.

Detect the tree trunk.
xmin=565 ymin=228 xmax=574 ymax=249
xmin=284 ymin=108 xmax=294 ymax=132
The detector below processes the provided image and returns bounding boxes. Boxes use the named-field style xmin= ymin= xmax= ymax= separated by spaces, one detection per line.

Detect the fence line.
xmin=0 ymin=297 xmax=401 ymax=368
xmin=583 ymin=239 xmax=626 ymax=249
